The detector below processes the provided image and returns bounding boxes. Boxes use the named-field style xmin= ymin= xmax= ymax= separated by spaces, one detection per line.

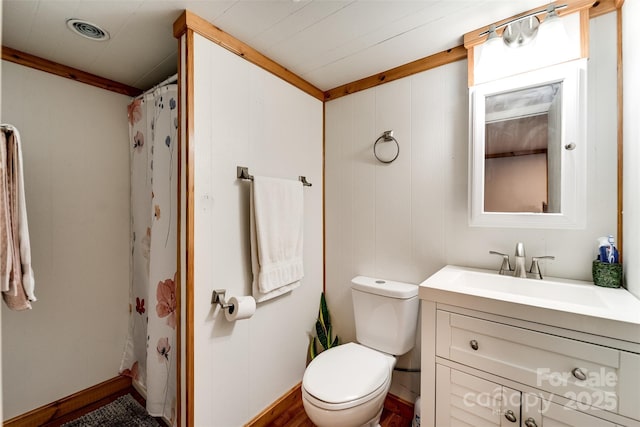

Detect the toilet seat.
xmin=302 ymin=342 xmax=394 ymax=411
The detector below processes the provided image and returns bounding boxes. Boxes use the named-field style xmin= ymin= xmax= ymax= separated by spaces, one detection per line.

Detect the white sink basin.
xmin=419 ymin=265 xmax=640 ymax=327
xmin=441 ymin=268 xmax=607 ymax=308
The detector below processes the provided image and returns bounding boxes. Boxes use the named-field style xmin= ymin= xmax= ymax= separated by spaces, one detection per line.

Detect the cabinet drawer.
xmin=436 ymin=311 xmax=640 ymax=419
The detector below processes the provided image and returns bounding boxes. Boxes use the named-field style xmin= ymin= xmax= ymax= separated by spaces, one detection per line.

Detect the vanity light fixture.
xmin=479 ymin=4 xmax=567 ymax=48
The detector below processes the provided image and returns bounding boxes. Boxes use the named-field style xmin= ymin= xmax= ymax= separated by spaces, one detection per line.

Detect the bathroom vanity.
xmin=420 ymin=265 xmax=640 ymax=427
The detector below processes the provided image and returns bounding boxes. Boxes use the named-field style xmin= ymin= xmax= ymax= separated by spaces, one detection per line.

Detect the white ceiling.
xmin=2 ymin=0 xmax=551 ymax=93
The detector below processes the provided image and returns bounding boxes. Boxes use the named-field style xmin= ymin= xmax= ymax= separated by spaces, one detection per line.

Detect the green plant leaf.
xmin=316 ymin=319 xmax=328 ymax=348
xmin=326 ymin=325 xmax=334 ymax=348
xmin=309 ymin=337 xmax=318 ymax=360
xmin=320 ymin=292 xmax=331 ymax=330
xmin=331 ymin=335 xmax=339 ymax=348
xmin=310 ymin=292 xmax=339 ymax=357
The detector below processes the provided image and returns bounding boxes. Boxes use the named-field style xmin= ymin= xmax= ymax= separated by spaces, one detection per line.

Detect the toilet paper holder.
xmin=211 ymin=289 xmax=232 ymax=311
xmin=212 ymin=289 xmax=257 ymax=321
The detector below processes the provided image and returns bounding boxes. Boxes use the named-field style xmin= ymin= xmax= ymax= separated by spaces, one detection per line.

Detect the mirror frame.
xmin=469 ymin=59 xmax=587 ymax=229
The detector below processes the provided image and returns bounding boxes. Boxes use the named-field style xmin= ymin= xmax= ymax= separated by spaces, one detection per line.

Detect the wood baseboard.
xmin=3 ymin=375 xmax=132 ymax=427
xmin=245 ymin=382 xmax=303 ymax=427
xmin=244 ymin=382 xmax=414 ymax=427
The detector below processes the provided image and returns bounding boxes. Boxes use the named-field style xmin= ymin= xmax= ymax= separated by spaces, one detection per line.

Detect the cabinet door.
xmin=542 ymin=402 xmax=617 ymax=427
xmin=500 ymin=387 xmax=521 ymax=427
xmin=436 ymin=364 xmax=502 ymax=426
xmin=521 ymin=392 xmax=616 ymax=427
xmin=521 ymin=391 xmax=543 ymax=427
xmin=435 ymin=366 xmax=619 ymax=427
xmin=437 ymin=364 xmax=520 ymax=427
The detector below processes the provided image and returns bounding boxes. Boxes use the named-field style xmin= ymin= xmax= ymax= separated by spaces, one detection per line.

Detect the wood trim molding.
xmin=1 ymin=46 xmax=143 ymax=97
xmin=175 ymin=31 xmax=185 ymax=427
xmin=322 ymin=103 xmax=327 ymax=294
xmin=245 ymin=383 xmax=303 ymax=427
xmin=173 ymin=10 xmax=324 ymax=101
xmin=179 ymin=28 xmax=197 ymax=427
xmin=580 ymin=9 xmax=591 ymax=59
xmin=3 ymin=376 xmax=132 ymax=427
xmin=324 ymin=45 xmax=467 ymax=101
xmin=617 ymin=7 xmax=623 ymax=262
xmin=590 ymin=0 xmax=620 ymax=18
xmin=467 ymin=48 xmax=476 ymax=88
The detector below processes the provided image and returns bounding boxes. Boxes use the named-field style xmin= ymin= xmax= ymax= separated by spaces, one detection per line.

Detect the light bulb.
xmin=537 ymin=5 xmax=570 ymax=61
xmin=477 ymin=25 xmax=504 ymax=71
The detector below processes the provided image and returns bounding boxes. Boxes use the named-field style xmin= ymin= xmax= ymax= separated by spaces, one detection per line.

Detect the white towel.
xmin=1 ymin=125 xmax=35 ymax=310
xmin=250 ymin=176 xmax=304 ymax=302
xmin=12 ymin=127 xmax=35 ymax=301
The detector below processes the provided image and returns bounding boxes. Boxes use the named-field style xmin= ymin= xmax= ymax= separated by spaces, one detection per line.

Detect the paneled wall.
xmin=1 ymin=61 xmax=130 ymax=419
xmin=325 ymin=13 xmax=618 ymax=403
xmin=190 ymin=34 xmax=323 ymax=425
xmin=623 ymin=1 xmax=640 ymax=299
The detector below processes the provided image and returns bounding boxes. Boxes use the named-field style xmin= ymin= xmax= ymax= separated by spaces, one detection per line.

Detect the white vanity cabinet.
xmin=420 ymin=266 xmax=640 ymax=427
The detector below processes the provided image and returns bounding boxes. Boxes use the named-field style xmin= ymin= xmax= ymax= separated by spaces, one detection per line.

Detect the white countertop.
xmin=419 ymin=265 xmax=640 ymax=343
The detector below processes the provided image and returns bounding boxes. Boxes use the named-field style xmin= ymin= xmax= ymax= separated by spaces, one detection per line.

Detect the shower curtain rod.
xmin=134 ymin=73 xmax=178 ymax=100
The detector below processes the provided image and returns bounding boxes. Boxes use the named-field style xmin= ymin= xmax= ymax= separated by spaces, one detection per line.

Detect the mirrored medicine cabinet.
xmin=469 ymin=59 xmax=587 ymax=229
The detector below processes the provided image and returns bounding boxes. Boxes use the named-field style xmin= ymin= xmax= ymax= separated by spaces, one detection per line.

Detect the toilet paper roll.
xmin=225 ymin=296 xmax=256 ymax=321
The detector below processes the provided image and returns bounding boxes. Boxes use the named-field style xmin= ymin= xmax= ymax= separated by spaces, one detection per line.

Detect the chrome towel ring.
xmin=374 ymin=130 xmax=399 ymax=164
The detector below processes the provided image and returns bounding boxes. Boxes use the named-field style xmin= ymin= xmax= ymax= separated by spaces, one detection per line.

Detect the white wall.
xmin=325 ymin=13 xmax=618 ymax=403
xmin=623 ymin=1 xmax=640 ymax=299
xmin=1 ymin=62 xmax=131 ymax=419
xmin=190 ymin=34 xmax=323 ymax=426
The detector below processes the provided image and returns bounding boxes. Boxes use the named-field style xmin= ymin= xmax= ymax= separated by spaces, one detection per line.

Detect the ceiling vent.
xmin=66 ymin=19 xmax=110 ymax=41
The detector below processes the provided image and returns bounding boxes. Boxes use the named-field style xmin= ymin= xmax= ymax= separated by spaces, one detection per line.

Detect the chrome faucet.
xmin=489 ymin=250 xmax=511 ymax=275
xmin=513 ymin=242 xmax=527 ymax=278
xmin=529 ymin=255 xmax=556 ymax=279
xmin=490 ymin=242 xmax=554 ymax=279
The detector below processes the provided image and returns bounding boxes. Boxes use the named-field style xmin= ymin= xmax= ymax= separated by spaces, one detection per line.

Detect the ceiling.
xmin=2 ymin=0 xmax=551 ymax=93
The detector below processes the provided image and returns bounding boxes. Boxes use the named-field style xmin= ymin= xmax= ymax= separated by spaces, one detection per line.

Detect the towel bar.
xmin=237 ymin=166 xmax=312 ymax=187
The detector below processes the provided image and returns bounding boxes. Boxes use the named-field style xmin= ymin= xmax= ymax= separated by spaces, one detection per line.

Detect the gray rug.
xmin=62 ymin=394 xmax=162 ymax=427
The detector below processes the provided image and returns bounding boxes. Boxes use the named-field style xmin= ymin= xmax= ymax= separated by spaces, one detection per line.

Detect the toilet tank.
xmin=351 ymin=276 xmax=419 ymax=355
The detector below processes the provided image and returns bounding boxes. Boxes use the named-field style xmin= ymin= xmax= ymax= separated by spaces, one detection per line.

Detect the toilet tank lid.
xmin=351 ymin=276 xmax=417 ymax=299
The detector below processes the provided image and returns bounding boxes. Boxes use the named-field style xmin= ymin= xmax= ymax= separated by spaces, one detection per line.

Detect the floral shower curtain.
xmin=121 ymin=82 xmax=178 ymax=423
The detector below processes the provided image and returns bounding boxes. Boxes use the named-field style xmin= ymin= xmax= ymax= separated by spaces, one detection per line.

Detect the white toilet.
xmin=302 ymin=276 xmax=419 ymax=427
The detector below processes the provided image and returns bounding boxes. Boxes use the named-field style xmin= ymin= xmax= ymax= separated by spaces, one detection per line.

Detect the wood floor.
xmin=54 ymin=392 xmax=409 ymax=427
xmin=264 ymin=388 xmax=413 ymax=427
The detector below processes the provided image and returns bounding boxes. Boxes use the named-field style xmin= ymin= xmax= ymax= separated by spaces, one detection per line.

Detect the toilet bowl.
xmin=302 ymin=343 xmax=395 ymax=427
xmin=302 ymin=276 xmax=419 ymax=427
